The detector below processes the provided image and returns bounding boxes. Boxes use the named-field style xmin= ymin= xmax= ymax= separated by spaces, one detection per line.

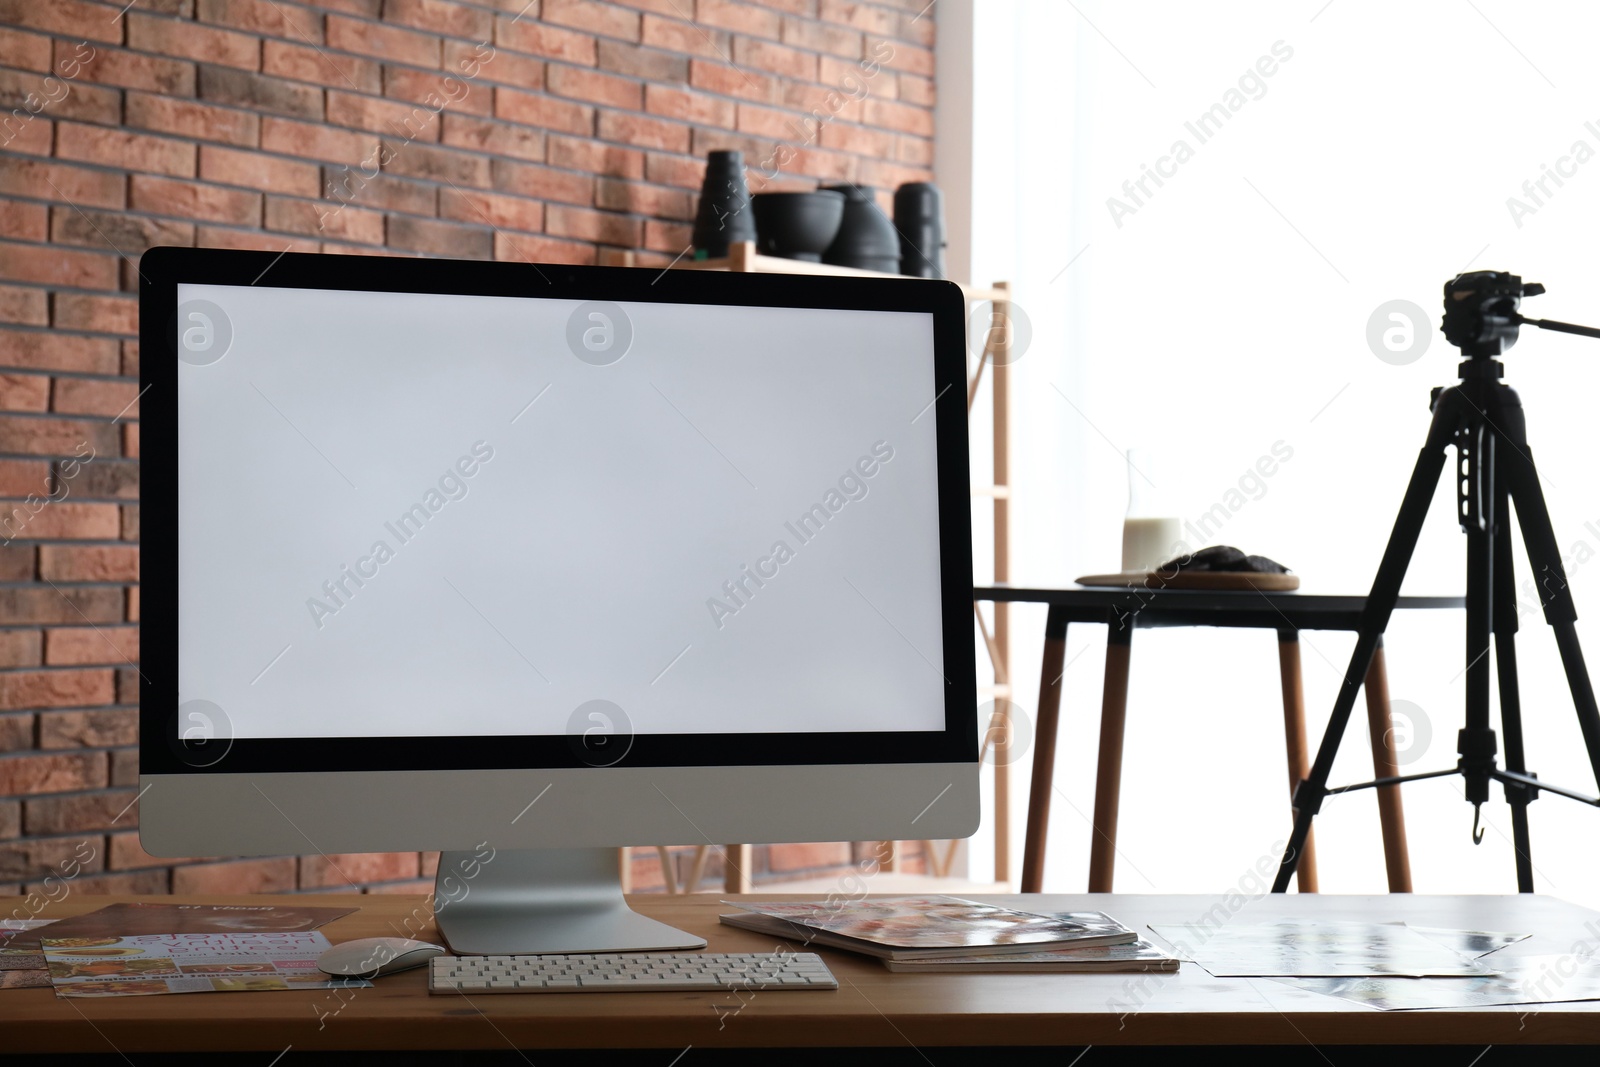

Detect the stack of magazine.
xmin=719 ymin=896 xmax=1178 ymax=973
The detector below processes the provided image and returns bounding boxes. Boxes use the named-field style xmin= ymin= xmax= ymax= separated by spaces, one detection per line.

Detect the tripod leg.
xmin=1500 ymin=433 xmax=1600 ymax=793
xmin=1492 ymin=509 xmax=1535 ymax=891
xmin=1273 ymin=420 xmax=1455 ymax=892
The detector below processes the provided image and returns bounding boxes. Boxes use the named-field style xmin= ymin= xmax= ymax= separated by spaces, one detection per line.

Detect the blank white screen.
xmin=177 ymin=283 xmax=946 ymax=739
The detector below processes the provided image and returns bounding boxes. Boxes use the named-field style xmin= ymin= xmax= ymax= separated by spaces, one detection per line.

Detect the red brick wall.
xmin=0 ymin=0 xmax=934 ymax=898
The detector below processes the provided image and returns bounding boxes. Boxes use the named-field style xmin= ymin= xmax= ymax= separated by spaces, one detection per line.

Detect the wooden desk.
xmin=3 ymin=892 xmax=1599 ymax=1055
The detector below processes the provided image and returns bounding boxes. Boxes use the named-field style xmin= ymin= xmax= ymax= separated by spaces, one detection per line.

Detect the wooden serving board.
xmin=1075 ymin=570 xmax=1300 ymax=591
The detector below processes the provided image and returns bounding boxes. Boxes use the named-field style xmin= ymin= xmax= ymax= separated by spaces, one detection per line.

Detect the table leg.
xmin=1020 ymin=608 xmax=1067 ymax=893
xmin=1087 ymin=625 xmax=1133 ymax=893
xmin=723 ymin=845 xmax=752 ymax=894
xmin=1363 ymin=638 xmax=1413 ymax=892
xmin=1276 ymin=631 xmax=1320 ymax=892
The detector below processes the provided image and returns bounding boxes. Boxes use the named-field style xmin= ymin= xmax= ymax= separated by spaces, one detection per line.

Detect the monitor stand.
xmin=431 ymin=847 xmax=708 ymax=955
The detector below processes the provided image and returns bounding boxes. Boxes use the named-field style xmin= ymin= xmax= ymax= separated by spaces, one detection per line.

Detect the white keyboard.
xmin=428 ymin=952 xmax=838 ymax=994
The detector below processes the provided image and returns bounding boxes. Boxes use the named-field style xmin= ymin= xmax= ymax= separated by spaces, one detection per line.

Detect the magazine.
xmin=1 ymin=902 xmax=356 ymax=966
xmin=883 ymin=937 xmax=1180 ymax=974
xmin=42 ymin=930 xmax=370 ymax=998
xmin=1148 ymin=920 xmax=1497 ymax=978
xmin=720 ymin=898 xmax=1136 ymax=961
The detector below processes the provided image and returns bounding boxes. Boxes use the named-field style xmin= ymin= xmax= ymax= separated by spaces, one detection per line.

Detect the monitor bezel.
xmin=140 ymin=247 xmax=977 ymax=776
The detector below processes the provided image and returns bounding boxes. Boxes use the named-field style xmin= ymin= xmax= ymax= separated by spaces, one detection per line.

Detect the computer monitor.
xmin=139 ymin=248 xmax=979 ymax=954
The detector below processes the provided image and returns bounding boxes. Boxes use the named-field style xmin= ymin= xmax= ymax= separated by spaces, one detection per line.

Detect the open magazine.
xmin=42 ymin=931 xmax=369 ymax=998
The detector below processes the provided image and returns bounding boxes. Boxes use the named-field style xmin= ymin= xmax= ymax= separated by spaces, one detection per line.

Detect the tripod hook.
xmin=1472 ymin=804 xmax=1486 ymax=845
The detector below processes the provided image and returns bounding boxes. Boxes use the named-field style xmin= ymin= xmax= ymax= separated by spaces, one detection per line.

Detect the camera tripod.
xmin=1273 ymin=273 xmax=1600 ymax=893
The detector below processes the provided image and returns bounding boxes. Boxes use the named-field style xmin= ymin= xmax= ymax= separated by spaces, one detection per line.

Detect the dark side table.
xmin=973 ymin=584 xmax=1465 ymax=893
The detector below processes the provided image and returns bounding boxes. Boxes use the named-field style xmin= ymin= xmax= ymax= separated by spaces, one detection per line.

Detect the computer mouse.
xmin=317 ymin=937 xmax=446 ymax=978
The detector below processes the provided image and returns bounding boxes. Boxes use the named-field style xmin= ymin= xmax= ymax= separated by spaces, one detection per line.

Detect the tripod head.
xmin=1442 ymin=270 xmax=1600 ymax=363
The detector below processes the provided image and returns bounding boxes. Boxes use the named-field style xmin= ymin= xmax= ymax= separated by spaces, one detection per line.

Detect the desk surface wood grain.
xmin=2 ymin=893 xmax=1598 ymax=1052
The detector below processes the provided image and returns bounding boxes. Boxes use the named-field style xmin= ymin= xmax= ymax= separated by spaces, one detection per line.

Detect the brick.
xmin=0 ymin=337 xmax=123 ymax=381
xmin=0 ymin=799 xmax=16 ymax=840
xmin=0 ymin=588 xmax=123 ymax=625
xmin=596 ymin=109 xmax=688 ymax=152
xmin=0 ymin=284 xmax=48 ymax=326
xmin=263 ymin=40 xmax=382 ymax=93
xmin=688 ymin=58 xmax=778 ymax=104
xmin=0 ymin=632 xmax=39 ymax=670
xmin=640 ymin=16 xmax=731 ymax=61
xmin=265 ymin=195 xmax=385 ymax=244
xmin=545 ymin=204 xmax=639 ymax=246
xmin=60 ymin=41 xmax=197 ymax=96
xmin=121 ymin=341 xmax=138 ymax=377
xmin=0 ymin=28 xmax=52 ymax=72
xmin=0 ymin=242 xmax=117 ymax=291
xmin=322 ymin=0 xmax=382 ymax=13
xmin=0 ymin=201 xmax=47 ymax=243
xmin=493 ymin=229 xmax=594 ymax=264
xmin=127 ymin=11 xmax=261 ymax=71
xmin=0 ymin=0 xmax=125 ymax=44
xmin=494 ymin=86 xmax=593 ymax=135
xmin=327 ymin=15 xmax=441 ymax=68
xmin=819 ymin=119 xmax=893 ymax=157
xmin=0 ymin=837 xmax=105 ymax=882
xmin=115 ymin=667 xmax=137 ymax=704
xmin=644 ymin=151 xmax=703 ymax=188
xmin=0 ymin=373 xmax=48 ymax=412
xmin=0 ymin=500 xmax=123 ymax=541
xmin=0 ymin=458 xmax=49 ymax=495
xmin=0 ymin=542 xmax=35 ymax=580
xmin=596 ymin=40 xmax=688 ymax=82
xmin=300 ymin=851 xmax=419 ymax=888
xmin=595 ymin=177 xmax=689 ymax=219
xmin=645 ymin=84 xmax=734 ymax=127
xmin=739 ymin=102 xmax=816 ymax=141
xmin=548 ymin=134 xmax=642 ymax=178
xmin=819 ymin=0 xmax=895 ymax=36
xmin=491 ymin=159 xmax=593 ymax=205
xmin=385 ymin=66 xmax=492 ymax=117
xmin=328 ymin=90 xmax=442 ymax=142
xmin=386 ymin=214 xmax=492 ymax=258
xmin=39 ymin=545 xmax=139 ymax=582
xmin=37 ymin=709 xmax=135 ymax=750
xmin=0 ymin=111 xmax=51 ymax=156
xmin=440 ymin=114 xmax=544 ymax=162
xmin=897 ymin=72 xmax=932 ymax=107
xmin=321 ymin=168 xmax=436 ymax=215
xmin=0 ymin=669 xmax=114 ymax=711
xmin=732 ymin=36 xmax=816 ymax=80
xmin=447 ymin=40 xmax=540 ymax=90
xmin=495 ymin=17 xmax=598 ymax=65
xmin=121 ymin=502 xmax=138 ymax=541
xmin=130 ymin=174 xmax=263 ymax=226
xmin=0 ymin=160 xmax=124 ymax=211
xmin=195 ymin=0 xmax=325 ymax=44
xmin=0 ymin=712 xmax=30 ymax=750
xmin=126 ymin=92 xmax=261 ymax=147
xmin=699 ymin=0 xmax=781 ymax=39
xmin=379 ymin=139 xmax=490 ymax=185
xmin=108 ymin=832 xmax=176 ymax=870
xmin=0 ymin=67 xmax=122 ymax=128
xmin=542 ymin=0 xmax=640 ymax=42
xmin=781 ymin=15 xmax=863 ymax=57
xmin=110 ymin=745 xmax=137 ymax=784
xmin=55 ymin=123 xmax=198 ymax=179
xmin=383 ymin=0 xmax=494 ymax=40
xmin=200 ymin=144 xmax=321 ymax=197
xmin=50 ymin=207 xmax=195 ymax=255
xmin=45 ymin=626 xmax=139 ymax=667
xmin=896 ymin=132 xmax=930 ymax=166
xmin=56 ymin=459 xmax=139 ymax=499
xmin=641 ymin=216 xmax=690 ymax=253
xmin=30 ymin=868 xmax=168 ymax=894
xmin=863 ymin=96 xmax=931 ymax=136
xmin=767 ymin=840 xmax=852 ymax=872
xmin=0 ymin=752 xmax=106 ymax=794
xmin=262 ymin=115 xmax=380 ymax=164
xmin=547 ymin=64 xmax=641 ymax=109
xmin=199 ymin=65 xmax=324 ymax=120
xmin=172 ymin=857 xmax=297 ymax=893
xmin=439 ymin=187 xmax=542 ymax=233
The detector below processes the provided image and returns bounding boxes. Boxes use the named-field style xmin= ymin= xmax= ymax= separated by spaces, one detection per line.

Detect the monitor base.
xmin=432 ymin=847 xmax=708 ymax=955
